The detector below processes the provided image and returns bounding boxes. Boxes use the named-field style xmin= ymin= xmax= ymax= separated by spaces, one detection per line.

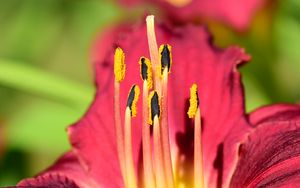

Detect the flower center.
xmin=113 ymin=15 xmax=204 ymax=188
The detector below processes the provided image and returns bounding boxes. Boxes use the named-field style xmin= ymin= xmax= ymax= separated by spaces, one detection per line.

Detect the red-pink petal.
xmin=91 ymin=21 xmax=251 ymax=187
xmin=230 ymin=105 xmax=300 ymax=187
xmin=18 ymin=174 xmax=78 ymax=188
xmin=120 ymin=0 xmax=265 ymax=30
xmin=18 ymin=151 xmax=98 ymax=188
xmin=250 ymin=104 xmax=300 ymax=126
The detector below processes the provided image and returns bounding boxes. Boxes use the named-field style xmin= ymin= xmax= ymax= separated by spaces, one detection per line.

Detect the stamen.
xmin=146 ymin=15 xmax=161 ymax=91
xmin=149 ymin=91 xmax=166 ymax=188
xmin=139 ymin=57 xmax=153 ymax=90
xmin=124 ymin=85 xmax=140 ymax=188
xmin=159 ymin=44 xmax=172 ymax=76
xmin=113 ymin=47 xmax=127 ymax=186
xmin=160 ymin=44 xmax=175 ymax=188
xmin=188 ymin=84 xmax=204 ymax=188
xmin=140 ymin=57 xmax=156 ymax=188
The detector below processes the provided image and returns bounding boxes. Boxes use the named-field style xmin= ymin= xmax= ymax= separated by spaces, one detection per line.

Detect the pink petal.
xmin=18 ymin=174 xmax=78 ymax=188
xmin=18 ymin=151 xmax=98 ymax=188
xmin=250 ymin=104 xmax=300 ymax=126
xmin=91 ymin=22 xmax=251 ymax=187
xmin=120 ymin=0 xmax=265 ymax=30
xmin=230 ymin=104 xmax=300 ymax=187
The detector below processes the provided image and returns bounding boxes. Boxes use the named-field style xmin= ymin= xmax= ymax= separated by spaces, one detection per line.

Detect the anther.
xmin=148 ymin=91 xmax=160 ymax=125
xmin=114 ymin=47 xmax=126 ymax=82
xmin=159 ymin=44 xmax=172 ymax=76
xmin=127 ymin=85 xmax=140 ymax=117
xmin=187 ymin=84 xmax=199 ymax=118
xmin=139 ymin=57 xmax=153 ymax=90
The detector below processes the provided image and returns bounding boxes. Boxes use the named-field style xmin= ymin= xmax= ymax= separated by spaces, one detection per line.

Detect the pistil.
xmin=149 ymin=91 xmax=167 ymax=188
xmin=188 ymin=84 xmax=204 ymax=188
xmin=146 ymin=15 xmax=161 ymax=91
xmin=124 ymin=85 xmax=140 ymax=188
xmin=139 ymin=57 xmax=155 ymax=188
xmin=113 ymin=47 xmax=127 ymax=185
xmin=159 ymin=44 xmax=175 ymax=188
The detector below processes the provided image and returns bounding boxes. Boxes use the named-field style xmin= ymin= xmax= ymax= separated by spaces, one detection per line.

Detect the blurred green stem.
xmin=0 ymin=59 xmax=93 ymax=107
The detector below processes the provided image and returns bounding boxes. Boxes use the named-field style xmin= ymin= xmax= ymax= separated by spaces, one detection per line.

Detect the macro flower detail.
xmin=17 ymin=15 xmax=300 ymax=188
xmin=120 ymin=0 xmax=265 ymax=30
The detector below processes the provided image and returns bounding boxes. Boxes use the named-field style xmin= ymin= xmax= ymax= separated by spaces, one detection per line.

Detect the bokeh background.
xmin=0 ymin=0 xmax=300 ymax=185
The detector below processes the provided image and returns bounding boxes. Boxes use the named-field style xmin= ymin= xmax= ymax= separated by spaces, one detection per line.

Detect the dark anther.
xmin=161 ymin=44 xmax=171 ymax=74
xmin=141 ymin=57 xmax=148 ymax=80
xmin=127 ymin=85 xmax=136 ymax=114
xmin=151 ymin=92 xmax=160 ymax=122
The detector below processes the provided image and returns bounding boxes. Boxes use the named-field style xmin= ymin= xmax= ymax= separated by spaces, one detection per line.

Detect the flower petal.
xmin=250 ymin=104 xmax=300 ymax=126
xmin=18 ymin=174 xmax=78 ymax=188
xmin=120 ymin=0 xmax=265 ymax=30
xmin=18 ymin=151 xmax=98 ymax=188
xmin=92 ymin=22 xmax=251 ymax=187
xmin=230 ymin=104 xmax=300 ymax=187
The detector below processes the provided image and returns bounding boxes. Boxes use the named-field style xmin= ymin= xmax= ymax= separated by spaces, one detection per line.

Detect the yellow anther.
xmin=187 ymin=84 xmax=199 ymax=118
xmin=139 ymin=57 xmax=153 ymax=90
xmin=148 ymin=91 xmax=160 ymax=125
xmin=158 ymin=44 xmax=172 ymax=76
xmin=127 ymin=85 xmax=140 ymax=117
xmin=114 ymin=47 xmax=126 ymax=82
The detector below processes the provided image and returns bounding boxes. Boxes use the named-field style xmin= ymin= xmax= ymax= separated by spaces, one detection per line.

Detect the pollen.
xmin=114 ymin=47 xmax=126 ymax=82
xmin=127 ymin=85 xmax=140 ymax=117
xmin=187 ymin=84 xmax=199 ymax=118
xmin=139 ymin=57 xmax=153 ymax=89
xmin=159 ymin=44 xmax=172 ymax=76
xmin=148 ymin=91 xmax=160 ymax=125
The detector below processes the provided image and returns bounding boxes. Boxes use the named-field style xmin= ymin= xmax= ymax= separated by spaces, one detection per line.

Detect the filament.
xmin=161 ymin=67 xmax=175 ymax=188
xmin=142 ymin=81 xmax=156 ymax=188
xmin=194 ymin=108 xmax=204 ymax=188
xmin=124 ymin=107 xmax=137 ymax=188
xmin=153 ymin=115 xmax=167 ymax=188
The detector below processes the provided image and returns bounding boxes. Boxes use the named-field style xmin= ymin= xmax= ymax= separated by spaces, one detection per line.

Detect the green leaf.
xmin=0 ymin=59 xmax=94 ymax=107
xmin=6 ymin=98 xmax=82 ymax=153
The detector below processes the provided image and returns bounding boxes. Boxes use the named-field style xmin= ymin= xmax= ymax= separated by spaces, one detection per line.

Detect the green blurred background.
xmin=0 ymin=0 xmax=299 ymax=185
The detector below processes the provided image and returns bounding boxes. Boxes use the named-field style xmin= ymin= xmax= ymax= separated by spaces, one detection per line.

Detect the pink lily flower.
xmin=120 ymin=0 xmax=266 ymax=31
xmin=17 ymin=15 xmax=300 ymax=188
